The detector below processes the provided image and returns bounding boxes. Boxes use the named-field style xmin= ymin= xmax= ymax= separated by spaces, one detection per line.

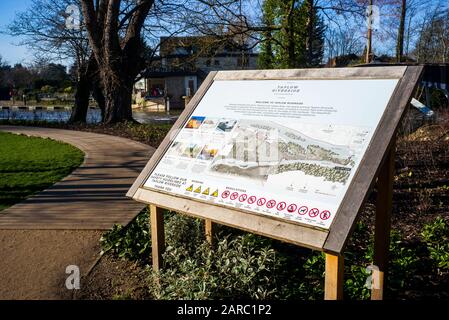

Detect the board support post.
xmin=205 ymin=219 xmax=214 ymax=246
xmin=324 ymin=253 xmax=344 ymax=300
xmin=371 ymin=142 xmax=395 ymax=300
xmin=149 ymin=204 xmax=165 ymax=272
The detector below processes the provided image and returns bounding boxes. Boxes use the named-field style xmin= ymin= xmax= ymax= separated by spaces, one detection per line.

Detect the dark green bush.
xmin=422 ymin=217 xmax=449 ymax=270
xmin=151 ymin=232 xmax=281 ymax=299
xmin=100 ymin=209 xmax=151 ymax=263
xmin=100 ymin=209 xmax=447 ymax=300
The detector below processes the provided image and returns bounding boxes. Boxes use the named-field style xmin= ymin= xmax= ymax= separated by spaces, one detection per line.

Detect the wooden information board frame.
xmin=128 ymin=66 xmax=423 ymax=300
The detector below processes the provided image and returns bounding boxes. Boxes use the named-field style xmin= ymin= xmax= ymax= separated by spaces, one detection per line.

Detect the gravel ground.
xmin=0 ymin=230 xmax=102 ymax=300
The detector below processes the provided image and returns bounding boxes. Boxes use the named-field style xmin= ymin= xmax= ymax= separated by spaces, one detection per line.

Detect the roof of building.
xmin=158 ymin=35 xmax=256 ymax=58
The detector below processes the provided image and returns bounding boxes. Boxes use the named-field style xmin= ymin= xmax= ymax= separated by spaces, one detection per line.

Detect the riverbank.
xmin=0 ymin=107 xmax=179 ymax=126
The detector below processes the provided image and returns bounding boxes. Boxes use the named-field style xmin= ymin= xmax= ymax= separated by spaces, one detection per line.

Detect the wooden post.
xmin=150 ymin=204 xmax=165 ymax=272
xmin=425 ymin=86 xmax=431 ymax=109
xmin=205 ymin=219 xmax=214 ymax=245
xmin=371 ymin=144 xmax=395 ymax=300
xmin=324 ymin=253 xmax=344 ymax=300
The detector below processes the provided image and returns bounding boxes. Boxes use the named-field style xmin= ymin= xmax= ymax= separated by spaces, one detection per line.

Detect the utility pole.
xmin=396 ymin=0 xmax=407 ymax=63
xmin=366 ymin=0 xmax=374 ymax=64
xmin=239 ymin=0 xmax=247 ymax=70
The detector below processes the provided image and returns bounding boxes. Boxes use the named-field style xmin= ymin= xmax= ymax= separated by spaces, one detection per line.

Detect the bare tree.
xmin=80 ymin=0 xmax=155 ymax=123
xmin=413 ymin=8 xmax=449 ymax=63
xmin=395 ymin=0 xmax=406 ymax=61
xmin=6 ymin=0 xmax=104 ymax=123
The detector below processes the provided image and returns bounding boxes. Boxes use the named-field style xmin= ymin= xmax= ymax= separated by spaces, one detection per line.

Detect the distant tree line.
xmin=0 ymin=58 xmax=72 ymax=101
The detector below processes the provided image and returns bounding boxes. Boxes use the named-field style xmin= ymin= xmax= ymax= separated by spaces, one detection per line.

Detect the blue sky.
xmin=1 ymin=0 xmax=447 ymax=66
xmin=0 ymin=0 xmax=33 ymax=65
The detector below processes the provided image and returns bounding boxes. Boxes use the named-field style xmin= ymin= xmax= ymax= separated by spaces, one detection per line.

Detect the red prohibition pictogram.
xmin=309 ymin=208 xmax=319 ymax=218
xmin=221 ymin=190 xmax=230 ymax=198
xmin=276 ymin=201 xmax=286 ymax=211
xmin=230 ymin=192 xmax=239 ymax=200
xmin=320 ymin=210 xmax=331 ymax=220
xmin=247 ymin=196 xmax=257 ymax=204
xmin=287 ymin=204 xmax=297 ymax=213
xmin=298 ymin=206 xmax=308 ymax=215
xmin=266 ymin=199 xmax=276 ymax=209
xmin=239 ymin=194 xmax=248 ymax=202
xmin=257 ymin=198 xmax=266 ymax=206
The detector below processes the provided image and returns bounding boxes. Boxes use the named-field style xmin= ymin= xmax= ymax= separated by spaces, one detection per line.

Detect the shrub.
xmin=100 ymin=209 xmax=151 ymax=263
xmin=40 ymin=85 xmax=55 ymax=93
xmin=422 ymin=217 xmax=449 ymax=270
xmin=387 ymin=231 xmax=420 ymax=292
xmin=101 ymin=211 xmax=437 ymax=300
xmin=342 ymin=224 xmax=420 ymax=299
xmin=63 ymin=86 xmax=74 ymax=94
xmin=151 ymin=233 xmax=280 ymax=300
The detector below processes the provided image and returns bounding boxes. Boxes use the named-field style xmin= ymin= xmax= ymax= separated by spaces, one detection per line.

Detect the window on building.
xmin=174 ymin=47 xmax=188 ymax=55
xmin=188 ymin=79 xmax=195 ymax=96
xmin=147 ymin=79 xmax=165 ymax=98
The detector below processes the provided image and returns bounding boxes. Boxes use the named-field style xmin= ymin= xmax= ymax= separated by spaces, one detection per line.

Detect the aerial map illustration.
xmin=209 ymin=119 xmax=359 ymax=186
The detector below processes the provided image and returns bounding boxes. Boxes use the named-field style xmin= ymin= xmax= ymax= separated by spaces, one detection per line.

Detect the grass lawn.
xmin=0 ymin=132 xmax=84 ymax=211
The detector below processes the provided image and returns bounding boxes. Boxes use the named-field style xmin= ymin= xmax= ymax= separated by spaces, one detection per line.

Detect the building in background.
xmin=134 ymin=36 xmax=258 ymax=110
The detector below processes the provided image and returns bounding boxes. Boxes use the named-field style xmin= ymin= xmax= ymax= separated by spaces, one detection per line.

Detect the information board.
xmin=129 ymin=67 xmax=424 ymax=300
xmin=142 ymin=78 xmax=398 ymax=229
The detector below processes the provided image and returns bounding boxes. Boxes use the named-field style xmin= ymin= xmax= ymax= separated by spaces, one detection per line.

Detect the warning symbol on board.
xmin=239 ymin=194 xmax=247 ymax=202
xmin=194 ymin=186 xmax=202 ymax=193
xmin=257 ymin=198 xmax=266 ymax=206
xmin=276 ymin=202 xmax=286 ymax=211
xmin=221 ymin=190 xmax=230 ymax=198
xmin=186 ymin=185 xmax=193 ymax=192
xmin=266 ymin=200 xmax=276 ymax=209
xmin=287 ymin=204 xmax=297 ymax=213
xmin=212 ymin=189 xmax=219 ymax=197
xmin=320 ymin=210 xmax=331 ymax=220
xmin=298 ymin=206 xmax=308 ymax=215
xmin=309 ymin=208 xmax=319 ymax=218
xmin=247 ymin=196 xmax=257 ymax=204
xmin=202 ymin=188 xmax=210 ymax=196
xmin=230 ymin=192 xmax=239 ymax=200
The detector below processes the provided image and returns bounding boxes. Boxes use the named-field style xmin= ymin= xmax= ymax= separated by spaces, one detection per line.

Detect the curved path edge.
xmin=0 ymin=126 xmax=154 ymax=230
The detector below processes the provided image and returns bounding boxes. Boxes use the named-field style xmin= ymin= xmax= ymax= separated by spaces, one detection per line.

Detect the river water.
xmin=0 ymin=108 xmax=178 ymax=124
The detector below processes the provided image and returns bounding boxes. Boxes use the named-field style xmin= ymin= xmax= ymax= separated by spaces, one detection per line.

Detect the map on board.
xmin=143 ymin=79 xmax=399 ymax=229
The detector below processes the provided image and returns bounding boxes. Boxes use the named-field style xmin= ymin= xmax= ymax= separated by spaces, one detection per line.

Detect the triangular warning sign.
xmin=186 ymin=185 xmax=193 ymax=192
xmin=202 ymin=188 xmax=210 ymax=195
xmin=211 ymin=189 xmax=219 ymax=197
xmin=194 ymin=186 xmax=202 ymax=193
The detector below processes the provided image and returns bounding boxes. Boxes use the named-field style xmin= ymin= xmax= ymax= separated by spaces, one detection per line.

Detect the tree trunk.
xmin=305 ymin=0 xmax=314 ymax=66
xmin=286 ymin=0 xmax=296 ymax=68
xmin=79 ymin=0 xmax=154 ymax=124
xmin=69 ymin=55 xmax=101 ymax=124
xmin=92 ymin=81 xmax=105 ymax=121
xmin=69 ymin=70 xmax=90 ymax=123
xmin=396 ymin=0 xmax=407 ymax=62
xmin=102 ymin=71 xmax=134 ymax=123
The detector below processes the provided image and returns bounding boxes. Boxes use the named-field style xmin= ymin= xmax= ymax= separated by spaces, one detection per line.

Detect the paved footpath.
xmin=0 ymin=126 xmax=154 ymax=299
xmin=0 ymin=126 xmax=153 ymax=229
